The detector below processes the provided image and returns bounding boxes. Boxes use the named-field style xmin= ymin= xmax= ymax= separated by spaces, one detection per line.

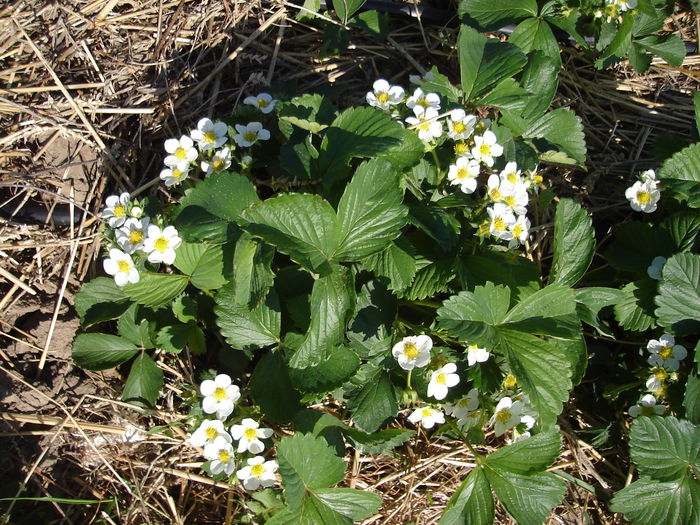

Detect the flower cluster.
xmin=625 ymin=169 xmax=660 ymax=213
xmin=189 ymin=373 xmax=278 ymax=490
xmin=160 ymin=93 xmax=276 ymax=187
xmin=100 ymin=192 xmax=181 ymax=286
xmin=604 ymin=0 xmax=637 ymax=21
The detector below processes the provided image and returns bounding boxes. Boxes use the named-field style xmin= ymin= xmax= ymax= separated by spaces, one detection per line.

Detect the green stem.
xmin=432 ymin=149 xmax=443 ymax=186
xmin=407 ymin=369 xmax=413 ymax=390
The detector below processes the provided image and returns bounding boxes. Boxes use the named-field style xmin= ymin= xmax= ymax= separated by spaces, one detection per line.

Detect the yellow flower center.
xmin=504 ymin=195 xmax=516 ymax=207
xmin=129 ymin=230 xmax=143 ymax=244
xmin=456 ymin=167 xmax=470 ymax=180
xmin=435 ymin=372 xmax=447 ymax=385
xmin=117 ymin=260 xmax=130 ymax=273
xmin=258 ymin=98 xmax=269 ymax=108
xmin=494 ymin=217 xmax=506 ymax=231
xmin=653 ymin=367 xmax=668 ymax=381
xmin=659 ymin=346 xmax=674 ymax=360
xmin=377 ymin=92 xmax=390 ymax=104
xmin=205 ymin=427 xmax=218 ymax=440
xmin=213 ymin=159 xmax=224 ymax=170
xmin=418 ymin=120 xmax=431 ymax=132
xmin=154 ymin=237 xmax=169 ymax=252
xmin=403 ymin=342 xmax=420 ymax=360
xmin=175 ymin=147 xmax=187 ymax=159
xmin=503 ymin=374 xmax=517 ymax=389
xmin=490 ymin=189 xmax=502 ymax=201
xmin=454 ymin=142 xmax=468 ymax=155
xmin=417 ymin=98 xmax=429 ymax=108
xmin=204 ymin=131 xmax=218 ymax=143
xmin=421 ymin=408 xmax=433 ymax=418
xmin=453 ymin=121 xmax=465 ymax=134
xmin=243 ymin=131 xmax=258 ymax=143
xmin=479 ymin=144 xmax=491 ymax=156
xmin=637 ymin=191 xmax=651 ymax=204
xmin=173 ymin=169 xmax=184 ymax=179
xmin=533 ymin=174 xmax=543 ymax=184
xmin=507 ymin=173 xmax=517 ymax=183
xmin=496 ymin=408 xmax=511 ymax=423
xmin=113 ymin=205 xmax=126 ymax=218
xmin=218 ymin=450 xmax=231 ymax=463
xmin=251 ymin=464 xmax=265 ymax=477
xmin=513 ymin=224 xmax=524 ymax=238
xmin=244 ymin=428 xmax=258 ymax=440
xmin=213 ymin=387 xmax=227 ymax=401
xmin=655 ymin=386 xmax=667 ymax=398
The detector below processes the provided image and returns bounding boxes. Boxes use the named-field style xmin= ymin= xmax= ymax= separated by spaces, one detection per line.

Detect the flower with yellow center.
xmin=200 ymin=374 xmax=241 ymax=420
xmin=103 ymin=248 xmax=140 ymax=287
xmin=629 ymin=394 xmax=664 ymax=418
xmin=405 ymin=106 xmax=442 ymax=142
xmin=230 ymin=418 xmax=273 ymax=454
xmin=406 ymin=88 xmax=441 ymax=111
xmin=204 ymin=436 xmax=236 ymax=476
xmin=244 ymin=92 xmax=277 ymax=114
xmin=492 ymin=397 xmax=523 ymax=436
xmin=646 ymin=334 xmax=687 ymax=371
xmin=471 ymin=130 xmax=503 ymax=167
xmin=500 ymin=162 xmax=522 ymax=185
xmin=509 ymin=215 xmax=531 ymax=245
xmin=392 ymin=335 xmax=433 ymax=370
xmin=143 ymin=224 xmax=182 ymax=265
xmin=160 ymin=164 xmax=190 ymax=187
xmin=201 ymin=147 xmax=232 ymax=177
xmin=466 ymin=344 xmax=490 ymax=366
xmin=234 ymin=122 xmax=270 ymax=147
xmin=447 ymin=157 xmax=480 ymax=194
xmin=503 ymin=374 xmax=517 ymax=389
xmin=236 ymin=456 xmax=278 ymax=491
xmin=191 ymin=118 xmax=228 ymax=151
xmin=102 ymin=192 xmax=133 ymax=228
xmin=365 ymin=79 xmax=405 ymax=111
xmin=427 ymin=363 xmax=460 ymax=400
xmin=625 ymin=179 xmax=660 ymax=213
xmin=189 ymin=419 xmax=232 ymax=447
xmin=164 ymin=135 xmax=198 ymax=169
xmin=116 ymin=217 xmax=150 ymax=254
xmin=445 ymin=388 xmax=480 ymax=426
xmin=454 ymin=142 xmax=470 ymax=157
xmin=487 ymin=203 xmax=516 ymax=241
xmin=645 ymin=366 xmax=669 ymax=392
xmin=447 ymin=109 xmax=476 ymax=141
xmin=408 ymin=406 xmax=445 ymax=429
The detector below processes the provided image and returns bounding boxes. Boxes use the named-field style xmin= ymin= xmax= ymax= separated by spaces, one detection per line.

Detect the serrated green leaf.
xmin=684 ymin=371 xmax=700 ymax=424
xmin=408 ymin=206 xmax=461 ymax=252
xmin=502 ymin=284 xmax=579 ymax=339
xmin=549 ymin=198 xmax=594 ymax=287
xmin=335 ymin=159 xmax=408 ymax=260
xmin=601 ymin=12 xmax=634 ymax=62
xmin=459 ymin=25 xmax=527 ymax=102
xmin=519 ymin=52 xmax=559 ymax=120
xmin=172 ymin=294 xmax=197 ymax=323
xmin=232 ymin=234 xmax=275 ymax=308
xmin=636 ymin=34 xmax=685 ymax=67
xmin=484 ymin=468 xmax=566 ymax=525
xmin=346 ymin=280 xmax=395 ymax=359
xmin=331 ymin=0 xmax=365 ymax=23
xmin=250 ymin=351 xmax=302 ymax=424
xmin=276 ymin=433 xmax=346 ymax=508
xmin=345 ymin=428 xmax=413 ymax=455
xmin=477 ymin=78 xmax=531 ymax=111
xmin=215 ymin=286 xmax=281 ymax=350
xmin=117 ymin=303 xmax=153 ymax=348
xmin=173 ymin=242 xmax=226 ymax=290
xmin=486 ymin=430 xmax=561 ymax=474
xmin=121 ymin=352 xmax=163 ymax=407
xmin=344 ymin=363 xmax=399 ymax=432
xmin=655 ymin=253 xmax=700 ymax=335
xmin=173 ymin=205 xmax=234 ymax=243
xmin=614 ymin=279 xmax=658 ymax=332
xmin=364 ymin=239 xmax=417 ymax=292
xmin=74 ymin=277 xmax=130 ymax=327
xmin=458 ymin=0 xmax=537 ymax=30
xmin=460 ymin=252 xmax=540 ymax=303
xmin=72 ymin=333 xmax=138 ymax=371
xmin=659 ymin=142 xmax=700 ymax=207
xmin=123 ymin=273 xmax=189 ymax=308
xmin=241 ymin=194 xmax=339 ymax=275
xmin=604 ymin=222 xmax=675 ymax=274
xmin=155 ymin=324 xmax=190 ymax=354
xmin=177 ymin=171 xmax=259 ymax=221
xmin=349 ymin=10 xmax=389 ymax=40
xmin=439 ymin=467 xmax=494 ymax=525
xmin=277 ymin=94 xmax=337 ymax=134
xmin=313 ymin=488 xmax=380 ymax=520
xmin=663 ymin=212 xmax=700 ymax=252
xmin=523 ymin=108 xmax=586 ymax=166
xmin=610 ymin=476 xmax=700 ymax=525
xmin=575 ymin=287 xmax=624 ymax=336
xmin=401 ymin=257 xmax=456 ymax=301
xmin=509 ymin=17 xmax=560 ymax=63
xmin=630 ymin=416 xmax=700 ymax=481
xmin=419 ymin=66 xmax=463 ymax=104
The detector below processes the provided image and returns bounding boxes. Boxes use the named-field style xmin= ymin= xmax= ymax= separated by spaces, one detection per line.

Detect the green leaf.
xmin=277 ymin=94 xmax=337 ymax=134
xmin=655 ymin=253 xmax=700 ymax=334
xmin=663 ymin=212 xmax=700 ymax=252
xmin=636 ymin=34 xmax=685 ymax=67
xmin=408 ymin=206 xmax=461 ymax=252
xmin=155 ymin=324 xmax=190 ymax=354
xmin=458 ymin=0 xmax=537 ymax=31
xmin=173 ymin=242 xmax=227 ymax=290
xmin=250 ymin=351 xmax=302 ymax=424
xmin=630 ymin=416 xmax=700 ymax=481
xmin=659 ymin=142 xmax=700 ymax=207
xmin=575 ymin=287 xmax=625 ymax=336
xmin=72 ymin=333 xmax=138 ymax=371
xmin=335 ymin=159 xmax=407 ymax=260
xmin=117 ymin=303 xmax=153 ymax=348
xmin=605 ymin=222 xmax=675 ymax=274
xmin=173 ymin=205 xmax=233 ymax=243
xmin=344 ymin=428 xmax=413 ymax=455
xmin=178 ymin=171 xmax=259 ymax=221
xmin=276 ymin=433 xmax=346 ymax=509
xmin=402 ymin=257 xmax=456 ymax=301
xmin=123 ymin=273 xmax=189 ymax=308
xmin=694 ymin=91 xmax=700 ymax=136
xmin=232 ymin=234 xmax=275 ymax=308
xmin=549 ymin=198 xmax=594 ymax=287
xmin=484 ymin=468 xmax=566 ymax=525
xmin=439 ymin=467 xmax=494 ymax=525
xmin=502 ymin=284 xmax=579 ymax=339
xmin=312 ymin=488 xmax=380 ymax=520
xmin=331 ymin=0 xmax=365 ymax=23
xmin=459 ymin=25 xmax=527 ymax=102
xmin=477 ymin=78 xmax=531 ymax=112
xmin=610 ymin=476 xmax=700 ymax=525
xmin=519 ymin=52 xmax=559 ymax=120
xmin=614 ymin=279 xmax=658 ymax=332
xmin=121 ymin=352 xmax=163 ymax=407
xmin=684 ymin=371 xmax=700 ymax=424
xmin=74 ymin=277 xmax=130 ymax=327
xmin=509 ymin=17 xmax=560 ymax=62
xmin=600 ymin=12 xmax=634 ymax=62
xmin=523 ymin=108 xmax=586 ymax=166
xmin=460 ymin=251 xmax=540 ymax=303
xmin=349 ymin=10 xmax=388 ymax=40
xmin=499 ymin=329 xmax=573 ymax=425
xmin=364 ymin=239 xmax=417 ymax=292
xmin=241 ymin=194 xmax=339 ymax=275
xmin=343 ymin=363 xmax=399 ymax=432
xmin=215 ymin=286 xmax=281 ymax=350
xmin=485 ymin=430 xmax=561 ymax=474
xmin=419 ymin=66 xmax=463 ymax=104
xmin=346 ymin=280 xmax=396 ymax=359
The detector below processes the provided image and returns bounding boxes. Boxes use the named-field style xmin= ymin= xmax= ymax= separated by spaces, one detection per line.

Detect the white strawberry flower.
xmin=189 ymin=419 xmax=232 ymax=447
xmin=233 ymin=122 xmax=270 ymax=147
xmin=647 ymin=334 xmax=687 ymax=371
xmin=487 ymin=203 xmax=516 ymax=241
xmin=164 ymin=135 xmax=198 ymax=169
xmin=366 ymin=79 xmax=405 ymax=111
xmin=427 ymin=363 xmax=460 ymax=400
xmin=103 ymin=248 xmax=140 ymax=287
xmin=408 ymin=406 xmax=445 ymax=429
xmin=500 ymin=162 xmax=523 ymax=185
xmin=201 ymin=147 xmax=232 ymax=177
xmin=492 ymin=397 xmax=523 ymax=436
xmin=200 ymin=374 xmax=241 ymax=420
xmin=447 ymin=109 xmax=477 ymax=141
xmin=409 ymin=71 xmax=434 ymax=86
xmin=453 ymin=141 xmax=471 ymax=158
xmin=625 ymin=180 xmax=660 ymax=213
xmin=116 ymin=217 xmax=150 ymax=254
xmin=405 ymin=106 xmax=442 ymax=142
xmin=501 ymin=183 xmax=529 ymax=216
xmin=236 ymin=456 xmax=278 ymax=491
xmin=447 ymin=157 xmax=480 ymax=194
xmin=204 ymin=436 xmax=236 ymax=476
xmin=190 ymin=118 xmax=228 ymax=151
xmin=445 ymin=388 xmax=479 ymax=424
xmin=406 ymin=88 xmax=441 ymax=111
xmin=640 ymin=169 xmax=657 ymax=183
xmin=629 ymin=394 xmax=665 ymax=418
xmin=646 ymin=256 xmax=666 ymax=280
xmin=509 ymin=414 xmax=536 ymax=443
xmin=229 ymin=418 xmax=273 ymax=454
xmin=471 ymin=131 xmax=503 ymax=167
xmin=102 ymin=192 xmax=132 ymax=228
xmin=606 ymin=0 xmax=637 ymax=12
xmin=143 ymin=225 xmax=181 ymax=265
xmin=466 ymin=344 xmax=490 ymax=366
xmin=392 ymin=335 xmax=432 ymax=370
xmin=509 ymin=215 xmax=531 ymax=245
xmin=526 ymin=166 xmax=543 ymax=190
xmin=243 ymin=92 xmax=277 ymax=114
xmin=646 ymin=367 xmax=668 ymax=393
xmin=160 ymin=164 xmax=190 ymax=187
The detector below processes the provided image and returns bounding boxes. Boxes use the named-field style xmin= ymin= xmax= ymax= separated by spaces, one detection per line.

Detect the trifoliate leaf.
xmin=72 ymin=333 xmax=138 ymax=371
xmin=610 ymin=476 xmax=700 ymax=525
xmin=123 ymin=273 xmax=189 ymax=308
xmin=74 ymin=277 xmax=130 ymax=327
xmin=173 ymin=242 xmax=227 ymax=290
xmin=439 ymin=467 xmax=494 ymax=525
xmin=485 ymin=430 xmax=561 ymax=474
xmin=121 ymin=352 xmax=163 ymax=407
xmin=549 ymin=198 xmax=594 ymax=287
xmin=215 ymin=286 xmax=281 ymax=350
xmin=655 ymin=253 xmax=700 ymax=335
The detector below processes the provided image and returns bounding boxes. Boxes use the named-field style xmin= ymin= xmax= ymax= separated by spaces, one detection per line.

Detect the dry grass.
xmin=0 ymin=0 xmax=698 ymax=523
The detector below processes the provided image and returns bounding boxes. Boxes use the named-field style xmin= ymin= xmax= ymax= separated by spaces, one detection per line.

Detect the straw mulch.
xmin=0 ymin=0 xmax=697 ymax=523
